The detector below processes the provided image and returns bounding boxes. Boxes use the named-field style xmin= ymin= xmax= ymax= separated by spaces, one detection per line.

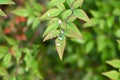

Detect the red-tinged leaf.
xmin=65 ymin=23 xmax=83 ymax=39
xmin=55 ymin=36 xmax=66 ymax=60
xmin=43 ymin=23 xmax=59 ymax=38
xmin=67 ymin=15 xmax=77 ymax=22
xmin=73 ymin=9 xmax=90 ymax=22
xmin=67 ymin=23 xmax=82 ymax=35
xmin=48 ymin=18 xmax=60 ymax=25
xmin=43 ymin=30 xmax=60 ymax=41
xmin=65 ymin=29 xmax=82 ymax=40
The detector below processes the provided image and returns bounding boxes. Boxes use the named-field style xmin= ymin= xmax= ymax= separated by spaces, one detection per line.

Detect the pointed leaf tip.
xmin=55 ymin=36 xmax=66 ymax=60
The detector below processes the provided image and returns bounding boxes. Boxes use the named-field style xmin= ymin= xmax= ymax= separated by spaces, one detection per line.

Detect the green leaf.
xmin=85 ymin=41 xmax=94 ymax=53
xmin=115 ymin=29 xmax=120 ymax=38
xmin=106 ymin=59 xmax=120 ymax=68
xmin=40 ymin=8 xmax=62 ymax=20
xmin=55 ymin=36 xmax=66 ymax=60
xmin=61 ymin=9 xmax=72 ymax=20
xmin=97 ymin=35 xmax=106 ymax=52
xmin=48 ymin=18 xmax=60 ymax=25
xmin=43 ymin=22 xmax=59 ymax=38
xmin=73 ymin=9 xmax=90 ymax=22
xmin=65 ymin=29 xmax=82 ymax=40
xmin=113 ymin=8 xmax=120 ymax=16
xmin=3 ymin=53 xmax=12 ymax=68
xmin=107 ymin=16 xmax=114 ymax=28
xmin=32 ymin=60 xmax=43 ymax=79
xmin=12 ymin=46 xmax=22 ymax=65
xmin=24 ymin=52 xmax=33 ymax=71
xmin=27 ymin=16 xmax=35 ymax=26
xmin=0 ymin=9 xmax=6 ymax=16
xmin=43 ymin=30 xmax=60 ymax=41
xmin=67 ymin=15 xmax=77 ymax=22
xmin=65 ymin=23 xmax=83 ymax=39
xmin=48 ymin=0 xmax=65 ymax=8
xmin=32 ymin=18 xmax=40 ymax=29
xmin=5 ymin=37 xmax=18 ymax=45
xmin=117 ymin=40 xmax=120 ymax=44
xmin=67 ymin=0 xmax=74 ymax=7
xmin=83 ymin=20 xmax=94 ymax=28
xmin=102 ymin=70 xmax=120 ymax=80
xmin=0 ymin=67 xmax=9 ymax=78
xmin=0 ymin=46 xmax=8 ymax=59
xmin=0 ymin=0 xmax=15 ymax=4
xmin=73 ymin=0 xmax=84 ymax=8
xmin=57 ymin=3 xmax=65 ymax=11
xmin=60 ymin=22 xmax=66 ymax=29
xmin=33 ymin=2 xmax=43 ymax=12
xmin=12 ymin=8 xmax=28 ymax=17
xmin=90 ymin=10 xmax=102 ymax=18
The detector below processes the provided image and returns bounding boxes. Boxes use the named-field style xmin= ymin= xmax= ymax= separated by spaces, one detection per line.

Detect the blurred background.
xmin=0 ymin=0 xmax=120 ymax=80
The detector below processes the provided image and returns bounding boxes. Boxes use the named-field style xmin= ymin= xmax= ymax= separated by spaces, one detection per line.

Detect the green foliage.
xmin=13 ymin=0 xmax=42 ymax=29
xmin=0 ymin=0 xmax=120 ymax=80
xmin=0 ymin=0 xmax=14 ymax=16
xmin=103 ymin=60 xmax=120 ymax=80
xmin=41 ymin=0 xmax=90 ymax=60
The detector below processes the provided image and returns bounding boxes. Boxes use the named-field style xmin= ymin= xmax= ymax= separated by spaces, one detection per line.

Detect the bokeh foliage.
xmin=0 ymin=0 xmax=120 ymax=80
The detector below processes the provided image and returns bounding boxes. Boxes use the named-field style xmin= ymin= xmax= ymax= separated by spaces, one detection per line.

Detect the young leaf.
xmin=48 ymin=18 xmax=60 ymax=25
xmin=43 ymin=30 xmax=60 ymax=41
xmin=48 ymin=0 xmax=66 ymax=8
xmin=102 ymin=70 xmax=120 ymax=80
xmin=106 ymin=59 xmax=120 ymax=68
xmin=40 ymin=8 xmax=62 ymax=20
xmin=57 ymin=3 xmax=65 ymax=11
xmin=0 ymin=9 xmax=6 ymax=16
xmin=73 ymin=9 xmax=90 ymax=22
xmin=0 ymin=0 xmax=15 ymax=4
xmin=55 ymin=36 xmax=66 ymax=60
xmin=73 ymin=0 xmax=84 ymax=8
xmin=67 ymin=0 xmax=74 ymax=7
xmin=61 ymin=9 xmax=72 ymax=20
xmin=43 ymin=23 xmax=59 ymax=38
